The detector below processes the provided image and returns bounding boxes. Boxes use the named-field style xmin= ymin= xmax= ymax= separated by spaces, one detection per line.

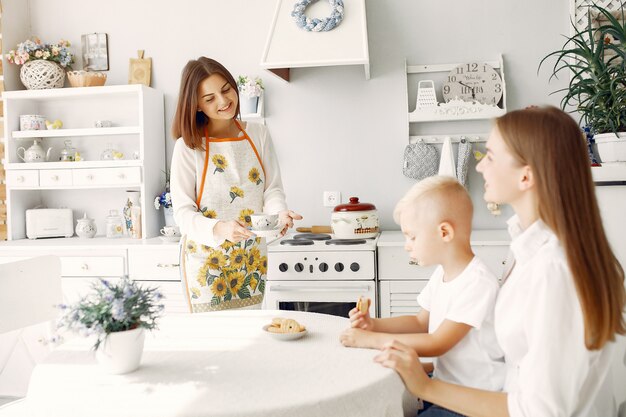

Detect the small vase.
xmin=163 ymin=206 xmax=176 ymax=227
xmin=123 ymin=190 xmax=141 ymax=236
xmin=95 ymin=327 xmax=145 ymax=374
xmin=20 ymin=60 xmax=65 ymax=90
xmin=240 ymin=96 xmax=259 ymax=115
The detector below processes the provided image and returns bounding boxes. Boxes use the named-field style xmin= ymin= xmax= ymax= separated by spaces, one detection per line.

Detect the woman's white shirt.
xmin=496 ymin=216 xmax=615 ymax=417
xmin=170 ymin=122 xmax=287 ymax=247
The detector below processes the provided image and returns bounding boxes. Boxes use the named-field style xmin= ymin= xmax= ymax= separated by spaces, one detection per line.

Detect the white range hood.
xmin=260 ymin=0 xmax=370 ymax=82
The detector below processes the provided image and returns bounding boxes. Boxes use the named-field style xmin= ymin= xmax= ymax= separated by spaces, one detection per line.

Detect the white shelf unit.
xmin=1 ymin=85 xmax=165 ymax=240
xmin=405 ymin=55 xmax=507 ymax=124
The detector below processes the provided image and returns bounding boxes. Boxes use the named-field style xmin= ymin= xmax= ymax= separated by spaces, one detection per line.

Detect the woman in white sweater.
xmin=375 ymin=106 xmax=626 ymax=417
xmin=170 ymin=57 xmax=301 ymax=313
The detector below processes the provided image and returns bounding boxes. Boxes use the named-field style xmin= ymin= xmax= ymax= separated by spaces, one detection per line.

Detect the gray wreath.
xmin=291 ymin=0 xmax=345 ymax=32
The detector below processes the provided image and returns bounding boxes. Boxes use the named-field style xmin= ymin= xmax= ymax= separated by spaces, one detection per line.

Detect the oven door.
xmin=263 ymin=280 xmax=376 ymax=318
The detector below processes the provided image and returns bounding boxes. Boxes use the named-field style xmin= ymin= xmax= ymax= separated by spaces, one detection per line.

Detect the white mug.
xmin=250 ymin=213 xmax=279 ymax=231
xmin=160 ymin=226 xmax=177 ymax=237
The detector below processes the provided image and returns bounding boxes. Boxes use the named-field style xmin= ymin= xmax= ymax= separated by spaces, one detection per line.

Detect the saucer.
xmin=159 ymin=235 xmax=181 ymax=243
xmin=262 ymin=324 xmax=307 ymax=341
xmin=249 ymin=227 xmax=282 ymax=239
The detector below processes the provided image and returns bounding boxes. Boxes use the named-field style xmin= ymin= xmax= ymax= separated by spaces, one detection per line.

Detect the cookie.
xmin=357 ymin=296 xmax=369 ymax=314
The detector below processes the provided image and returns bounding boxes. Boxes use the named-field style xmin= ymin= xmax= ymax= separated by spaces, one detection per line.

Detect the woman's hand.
xmin=278 ymin=210 xmax=303 ymax=236
xmin=213 ymin=219 xmax=254 ymax=243
xmin=374 ymin=340 xmax=431 ymax=398
xmin=348 ymin=304 xmax=374 ymax=330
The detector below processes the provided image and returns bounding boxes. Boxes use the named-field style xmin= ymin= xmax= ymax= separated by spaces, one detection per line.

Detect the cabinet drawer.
xmin=60 ymin=256 xmax=125 ymax=277
xmin=128 ymin=246 xmax=180 ymax=281
xmin=72 ymin=167 xmax=141 ymax=186
xmin=377 ymin=246 xmax=436 ymax=280
xmin=149 ymin=281 xmax=189 ymax=314
xmin=6 ymin=170 xmax=39 ymax=187
xmin=40 ymin=169 xmax=72 ymax=187
xmin=379 ymin=280 xmax=428 ymax=318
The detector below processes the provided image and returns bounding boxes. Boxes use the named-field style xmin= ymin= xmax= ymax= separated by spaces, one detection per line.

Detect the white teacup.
xmin=160 ymin=226 xmax=178 ymax=237
xmin=250 ymin=213 xmax=279 ymax=231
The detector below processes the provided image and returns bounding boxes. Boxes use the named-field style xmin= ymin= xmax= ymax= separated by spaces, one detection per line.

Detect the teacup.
xmin=250 ymin=213 xmax=279 ymax=231
xmin=160 ymin=226 xmax=178 ymax=237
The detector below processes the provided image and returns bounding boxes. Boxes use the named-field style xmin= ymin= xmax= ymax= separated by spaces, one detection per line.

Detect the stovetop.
xmin=267 ymin=233 xmax=379 ymax=252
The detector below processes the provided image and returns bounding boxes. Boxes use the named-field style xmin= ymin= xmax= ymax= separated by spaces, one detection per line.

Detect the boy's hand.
xmin=339 ymin=328 xmax=379 ymax=349
xmin=348 ymin=302 xmax=374 ymax=330
xmin=374 ymin=340 xmax=431 ymax=397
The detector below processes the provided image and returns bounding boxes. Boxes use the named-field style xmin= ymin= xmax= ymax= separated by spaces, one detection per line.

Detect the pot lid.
xmin=333 ymin=197 xmax=376 ymax=212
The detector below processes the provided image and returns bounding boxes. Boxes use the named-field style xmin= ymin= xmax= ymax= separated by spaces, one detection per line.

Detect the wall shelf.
xmin=12 ymin=126 xmax=141 ymax=139
xmin=592 ymin=162 xmax=626 ymax=183
xmin=4 ymin=160 xmax=143 ymax=170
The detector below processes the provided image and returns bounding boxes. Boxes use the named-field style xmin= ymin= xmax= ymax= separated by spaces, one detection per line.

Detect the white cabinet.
xmin=377 ymin=230 xmax=510 ymax=318
xmin=1 ymin=85 xmax=165 ymax=240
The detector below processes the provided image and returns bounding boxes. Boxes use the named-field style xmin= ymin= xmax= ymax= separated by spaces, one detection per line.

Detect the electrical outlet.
xmin=323 ymin=191 xmax=341 ymax=207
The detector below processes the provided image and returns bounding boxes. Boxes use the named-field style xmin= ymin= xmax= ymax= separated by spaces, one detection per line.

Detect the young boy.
xmin=340 ymin=176 xmax=505 ymax=391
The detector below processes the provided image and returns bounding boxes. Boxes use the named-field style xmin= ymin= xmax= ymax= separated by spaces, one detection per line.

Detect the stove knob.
xmin=350 ymin=262 xmax=360 ymax=272
xmin=319 ymin=262 xmax=328 ymax=272
xmin=295 ymin=263 xmax=304 ymax=272
xmin=334 ymin=262 xmax=344 ymax=272
xmin=278 ymin=263 xmax=288 ymax=272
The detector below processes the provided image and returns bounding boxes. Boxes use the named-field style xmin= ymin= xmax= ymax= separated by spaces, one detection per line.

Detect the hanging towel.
xmin=438 ymin=136 xmax=457 ymax=178
xmin=456 ymin=138 xmax=472 ymax=187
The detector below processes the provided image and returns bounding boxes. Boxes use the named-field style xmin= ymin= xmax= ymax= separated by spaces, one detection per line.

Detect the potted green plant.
xmin=57 ymin=278 xmax=164 ymax=374
xmin=539 ymin=3 xmax=626 ymax=162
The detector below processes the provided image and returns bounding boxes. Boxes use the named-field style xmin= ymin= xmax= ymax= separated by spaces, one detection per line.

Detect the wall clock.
xmin=441 ymin=62 xmax=503 ymax=105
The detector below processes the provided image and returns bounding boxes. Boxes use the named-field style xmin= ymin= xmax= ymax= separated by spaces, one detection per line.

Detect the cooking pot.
xmin=331 ymin=197 xmax=379 ymax=239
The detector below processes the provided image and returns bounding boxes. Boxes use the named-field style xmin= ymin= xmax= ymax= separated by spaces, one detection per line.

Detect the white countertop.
xmin=0 ymin=236 xmax=179 ymax=250
xmin=377 ymin=229 xmax=511 ymax=247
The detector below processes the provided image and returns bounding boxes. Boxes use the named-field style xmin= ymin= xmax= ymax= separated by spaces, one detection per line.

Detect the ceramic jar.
xmin=331 ymin=197 xmax=379 ymax=239
xmin=105 ymin=210 xmax=124 ymax=238
xmin=76 ymin=213 xmax=97 ymax=238
xmin=19 ymin=114 xmax=46 ymax=130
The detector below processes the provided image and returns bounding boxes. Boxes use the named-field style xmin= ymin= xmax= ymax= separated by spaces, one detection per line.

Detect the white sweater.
xmin=170 ymin=122 xmax=288 ymax=247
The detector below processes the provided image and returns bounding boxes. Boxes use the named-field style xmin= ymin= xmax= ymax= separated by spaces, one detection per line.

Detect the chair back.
xmin=0 ymin=256 xmax=62 ymax=334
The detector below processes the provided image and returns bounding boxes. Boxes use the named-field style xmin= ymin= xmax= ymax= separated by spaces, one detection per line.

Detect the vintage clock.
xmin=441 ymin=62 xmax=503 ymax=105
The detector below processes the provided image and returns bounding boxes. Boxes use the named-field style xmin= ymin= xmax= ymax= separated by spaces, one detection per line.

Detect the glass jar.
xmin=105 ymin=209 xmax=125 ymax=238
xmin=59 ymin=139 xmax=76 ymax=162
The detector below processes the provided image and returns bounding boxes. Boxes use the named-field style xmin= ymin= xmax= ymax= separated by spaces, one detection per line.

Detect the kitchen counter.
xmin=377 ymin=229 xmax=511 ymax=247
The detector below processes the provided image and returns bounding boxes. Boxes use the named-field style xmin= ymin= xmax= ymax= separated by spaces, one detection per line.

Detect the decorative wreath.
xmin=291 ymin=0 xmax=344 ymax=32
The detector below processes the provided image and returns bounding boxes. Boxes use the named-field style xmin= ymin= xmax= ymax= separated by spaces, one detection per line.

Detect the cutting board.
xmin=296 ymin=225 xmax=332 ymax=234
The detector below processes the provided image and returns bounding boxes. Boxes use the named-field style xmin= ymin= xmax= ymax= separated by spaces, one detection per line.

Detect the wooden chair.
xmin=0 ymin=256 xmax=62 ymax=408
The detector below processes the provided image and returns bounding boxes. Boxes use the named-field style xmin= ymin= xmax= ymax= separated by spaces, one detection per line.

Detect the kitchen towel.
xmin=456 ymin=138 xmax=472 ymax=187
xmin=438 ymin=136 xmax=457 ymax=178
xmin=403 ymin=142 xmax=438 ymax=181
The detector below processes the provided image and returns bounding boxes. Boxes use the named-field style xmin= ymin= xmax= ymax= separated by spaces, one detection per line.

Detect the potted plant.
xmin=237 ymin=75 xmax=264 ymax=115
xmin=539 ymin=3 xmax=626 ymax=162
xmin=57 ymin=278 xmax=164 ymax=374
xmin=5 ymin=37 xmax=74 ymax=90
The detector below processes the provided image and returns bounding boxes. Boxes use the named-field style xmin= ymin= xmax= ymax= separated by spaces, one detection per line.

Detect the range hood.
xmin=260 ymin=0 xmax=370 ymax=82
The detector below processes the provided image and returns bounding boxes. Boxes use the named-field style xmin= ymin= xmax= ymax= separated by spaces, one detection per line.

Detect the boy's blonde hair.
xmin=393 ymin=176 xmax=473 ymax=236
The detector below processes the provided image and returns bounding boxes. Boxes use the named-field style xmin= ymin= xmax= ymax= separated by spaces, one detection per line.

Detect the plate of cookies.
xmin=263 ymin=317 xmax=307 ymax=341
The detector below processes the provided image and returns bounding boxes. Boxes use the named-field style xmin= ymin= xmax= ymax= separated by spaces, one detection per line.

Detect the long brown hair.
xmin=171 ymin=57 xmax=240 ymax=149
xmin=496 ymin=106 xmax=626 ymax=350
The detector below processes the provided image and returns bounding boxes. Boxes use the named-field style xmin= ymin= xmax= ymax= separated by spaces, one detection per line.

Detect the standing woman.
xmin=170 ymin=57 xmax=301 ymax=313
xmin=376 ymin=106 xmax=626 ymax=416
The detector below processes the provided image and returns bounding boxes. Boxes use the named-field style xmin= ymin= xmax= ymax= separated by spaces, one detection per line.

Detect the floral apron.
xmin=181 ymin=121 xmax=268 ymax=313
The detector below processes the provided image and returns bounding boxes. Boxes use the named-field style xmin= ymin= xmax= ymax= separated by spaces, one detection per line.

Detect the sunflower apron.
xmin=181 ymin=121 xmax=268 ymax=313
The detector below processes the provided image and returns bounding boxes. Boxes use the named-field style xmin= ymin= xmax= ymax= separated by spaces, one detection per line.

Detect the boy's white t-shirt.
xmin=417 ymin=256 xmax=505 ymax=391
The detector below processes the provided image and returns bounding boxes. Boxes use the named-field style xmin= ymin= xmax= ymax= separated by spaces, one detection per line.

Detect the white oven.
xmin=263 ymin=233 xmax=378 ymax=318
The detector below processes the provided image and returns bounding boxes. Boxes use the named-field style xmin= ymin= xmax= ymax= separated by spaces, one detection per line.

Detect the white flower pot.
xmin=594 ymin=132 xmax=626 ymax=163
xmin=163 ymin=206 xmax=176 ymax=226
xmin=240 ymin=96 xmax=259 ymax=115
xmin=20 ymin=60 xmax=65 ymax=90
xmin=95 ymin=327 xmax=145 ymax=374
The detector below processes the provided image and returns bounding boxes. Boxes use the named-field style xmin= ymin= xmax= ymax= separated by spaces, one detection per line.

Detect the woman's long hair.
xmin=496 ymin=106 xmax=626 ymax=349
xmin=171 ymin=57 xmax=240 ymax=149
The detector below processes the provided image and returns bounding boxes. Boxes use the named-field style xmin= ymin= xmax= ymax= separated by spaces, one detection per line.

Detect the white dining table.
xmin=2 ymin=310 xmax=418 ymax=417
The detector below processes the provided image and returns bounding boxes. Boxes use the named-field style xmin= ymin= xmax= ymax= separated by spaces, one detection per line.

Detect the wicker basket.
xmin=67 ymin=71 xmax=107 ymax=87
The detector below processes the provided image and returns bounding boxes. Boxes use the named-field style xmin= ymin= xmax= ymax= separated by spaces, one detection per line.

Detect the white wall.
xmin=2 ymin=0 xmax=569 ymax=230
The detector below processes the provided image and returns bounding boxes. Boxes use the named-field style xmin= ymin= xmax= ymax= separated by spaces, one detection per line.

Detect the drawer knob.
xmin=157 ymin=263 xmax=180 ymax=268
xmin=51 ymin=175 xmax=59 ymax=181
xmin=118 ymin=173 xmax=126 ymax=179
xmin=87 ymin=175 xmax=94 ymax=180
xmin=81 ymin=264 xmax=89 ymax=270
xmin=17 ymin=176 xmax=24 ymax=182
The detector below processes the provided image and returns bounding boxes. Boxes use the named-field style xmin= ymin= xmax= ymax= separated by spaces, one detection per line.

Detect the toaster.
xmin=25 ymin=208 xmax=74 ymax=239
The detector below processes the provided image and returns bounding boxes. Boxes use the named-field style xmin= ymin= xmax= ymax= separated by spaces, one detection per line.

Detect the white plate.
xmin=159 ymin=235 xmax=181 ymax=243
xmin=262 ymin=324 xmax=307 ymax=341
xmin=249 ymin=227 xmax=282 ymax=239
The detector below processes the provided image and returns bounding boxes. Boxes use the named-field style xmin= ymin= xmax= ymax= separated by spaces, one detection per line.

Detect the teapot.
xmin=76 ymin=213 xmax=97 ymax=238
xmin=16 ymin=139 xmax=52 ymax=163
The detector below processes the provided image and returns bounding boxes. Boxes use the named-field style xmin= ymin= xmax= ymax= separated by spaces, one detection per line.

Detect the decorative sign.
xmin=128 ymin=50 xmax=151 ymax=87
xmin=81 ymin=33 xmax=109 ymax=71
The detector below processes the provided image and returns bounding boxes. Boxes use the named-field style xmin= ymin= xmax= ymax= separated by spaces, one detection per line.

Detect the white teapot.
xmin=17 ymin=139 xmax=52 ymax=162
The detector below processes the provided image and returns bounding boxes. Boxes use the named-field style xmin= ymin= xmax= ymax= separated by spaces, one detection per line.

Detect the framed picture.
xmin=81 ymin=33 xmax=109 ymax=71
